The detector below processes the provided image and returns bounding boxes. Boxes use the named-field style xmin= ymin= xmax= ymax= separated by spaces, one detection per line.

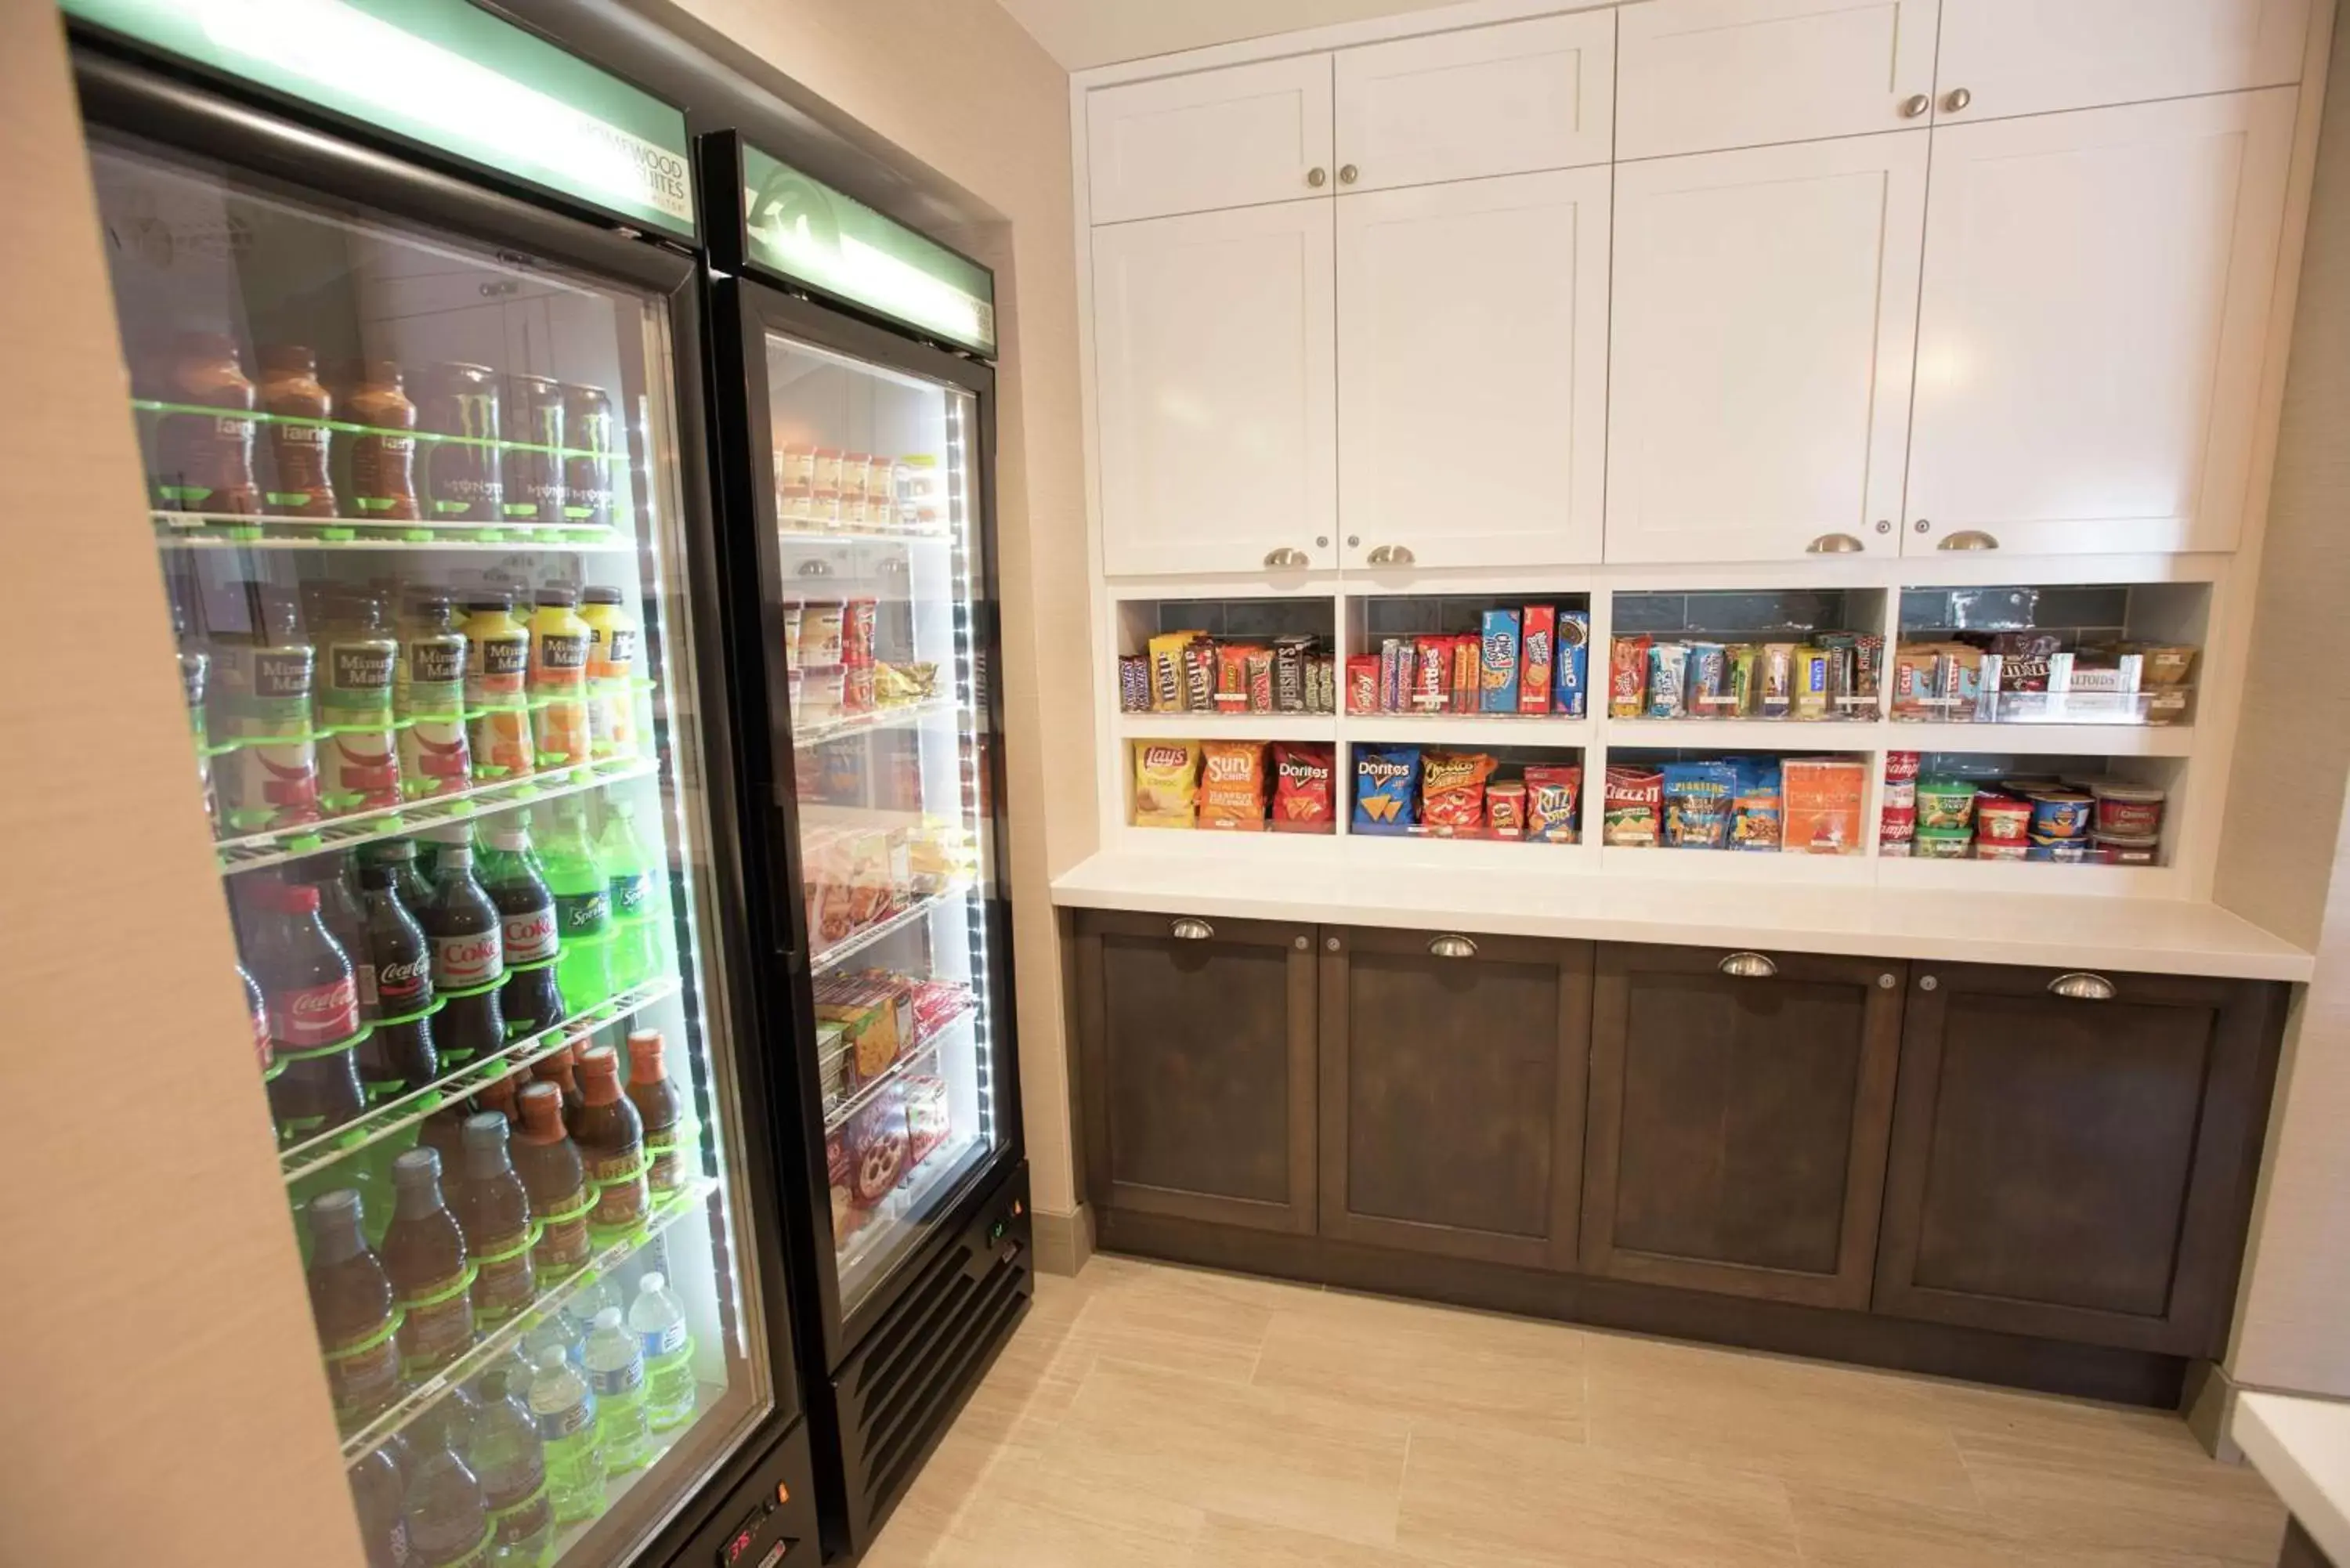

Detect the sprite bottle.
xmin=597 ymin=797 xmax=671 ymax=993
xmin=541 ymin=802 xmax=613 ymax=1011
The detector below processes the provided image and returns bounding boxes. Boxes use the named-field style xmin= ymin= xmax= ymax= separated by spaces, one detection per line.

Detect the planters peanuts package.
xmin=1354 ymin=746 xmax=1421 ymax=833
xmin=1479 ymin=610 xmax=1520 ymax=713
xmin=1555 ymin=610 xmax=1590 ymax=718
xmin=1662 ymin=760 xmax=1737 ymax=849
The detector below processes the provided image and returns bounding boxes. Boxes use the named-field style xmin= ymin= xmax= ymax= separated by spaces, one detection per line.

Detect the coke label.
xmin=501 ymin=908 xmax=557 ymax=966
xmin=273 ymin=975 xmax=359 ymax=1048
xmin=374 ymin=952 xmax=432 ymax=1015
xmin=433 ymin=929 xmax=502 ymax=990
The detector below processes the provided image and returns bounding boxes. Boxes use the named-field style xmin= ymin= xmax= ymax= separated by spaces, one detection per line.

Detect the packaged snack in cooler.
xmin=1730 ymin=757 xmax=1783 ymax=851
xmin=1488 ymin=781 xmax=1528 ymax=840
xmin=1133 ymin=741 xmax=1200 ymax=829
xmin=1117 ymin=655 xmax=1150 ymax=714
xmin=1915 ymin=778 xmax=1978 ymax=833
xmin=1917 ymin=828 xmax=1975 ymax=859
xmin=1645 ymin=642 xmax=1689 ymax=720
xmin=1781 ymin=757 xmax=1866 ymax=855
xmin=842 ymin=598 xmax=877 ymax=668
xmin=1726 ymin=645 xmax=1759 ymax=718
xmin=816 ymin=974 xmax=912 ymax=1086
xmin=908 ymin=978 xmax=974 ymax=1044
xmin=1791 ymin=646 xmax=1831 ymax=720
xmin=1274 ymin=636 xmax=1311 ymax=713
xmin=1247 ymin=650 xmax=1275 ymax=713
xmin=1686 ymin=643 xmax=1731 ymax=717
xmin=1198 ymin=740 xmax=1269 ymax=831
xmin=782 ymin=602 xmax=805 ymax=669
xmin=1184 ymin=641 xmax=1217 ymax=712
xmin=873 ymin=661 xmax=936 ymax=707
xmin=1610 ymin=634 xmax=1650 ymax=719
xmin=1760 ymin=643 xmax=1795 ymax=719
xmin=2029 ymin=792 xmax=2093 ymax=840
xmin=1975 ymin=795 xmax=2033 ymax=846
xmin=1354 ymin=746 xmax=1421 ymax=833
xmin=801 ymin=602 xmax=845 ymax=667
xmin=799 ymin=667 xmax=847 ymax=720
xmin=2091 ymin=781 xmax=2165 ymax=837
xmin=843 ymin=660 xmax=876 ymax=714
xmin=1524 ymin=767 xmax=1582 ymax=844
xmin=1412 ymin=636 xmax=1452 ymax=714
xmin=1347 ymin=656 xmax=1379 ymax=715
xmin=1662 ymin=761 xmax=1737 ymax=849
xmin=1480 ymin=610 xmax=1522 ymax=713
xmin=1148 ymin=630 xmax=1197 ymax=712
xmin=827 ymin=1134 xmax=863 ymax=1241
xmin=1420 ymin=751 xmax=1496 ymax=833
xmin=1555 ymin=611 xmax=1591 ymax=718
xmin=845 ymin=1086 xmax=909 ymax=1209
xmin=1213 ymin=645 xmax=1253 ymax=714
xmin=906 ymin=1075 xmax=952 ymax=1166
xmin=1270 ymin=742 xmax=1336 ymax=833
xmin=1603 ymin=765 xmax=1664 ymax=847
xmin=1520 ymin=606 xmax=1556 ymax=715
xmin=815 ymin=1021 xmax=851 ymax=1111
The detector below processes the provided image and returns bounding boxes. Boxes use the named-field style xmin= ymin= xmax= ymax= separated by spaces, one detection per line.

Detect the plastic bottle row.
xmin=243 ymin=789 xmax=677 ymax=1148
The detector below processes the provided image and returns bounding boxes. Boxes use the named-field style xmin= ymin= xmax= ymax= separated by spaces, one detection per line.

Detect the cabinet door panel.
xmin=1076 ymin=911 xmax=1318 ymax=1234
xmin=1607 ymin=133 xmax=1927 ymax=564
xmin=1335 ymin=11 xmax=1614 ymax=190
xmin=1319 ymin=927 xmax=1589 ymax=1268
xmin=1618 ymin=0 xmax=1940 ymax=159
xmin=1905 ymin=91 xmax=2295 ymax=556
xmin=1337 ymin=168 xmax=1608 ymax=570
xmin=1094 ymin=202 xmax=1337 ymax=576
xmin=1935 ymin=0 xmax=2307 ymax=123
xmin=1875 ymin=965 xmax=2282 ymax=1353
xmin=1584 ymin=946 xmax=1904 ymax=1308
xmin=1087 ymin=56 xmax=1335 ymax=225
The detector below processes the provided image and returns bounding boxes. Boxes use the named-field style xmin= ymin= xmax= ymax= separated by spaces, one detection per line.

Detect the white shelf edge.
xmin=1115 ymin=712 xmax=1338 ymax=740
xmin=1345 ymin=714 xmax=1593 ymax=746
xmin=1604 ymin=718 xmax=1879 ymax=751
xmin=1885 ymin=722 xmax=2197 ymax=758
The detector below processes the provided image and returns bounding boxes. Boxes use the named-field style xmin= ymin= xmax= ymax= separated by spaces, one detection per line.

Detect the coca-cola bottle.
xmin=479 ymin=821 xmax=566 ymax=1039
xmin=260 ymin=881 xmax=366 ymax=1142
xmin=356 ymin=859 xmax=438 ymax=1100
xmin=295 ymin=854 xmax=372 ymax=1016
xmin=360 ymin=835 xmax=432 ymax=919
xmin=425 ymin=838 xmax=504 ymax=1067
xmin=237 ymin=959 xmax=270 ymax=1074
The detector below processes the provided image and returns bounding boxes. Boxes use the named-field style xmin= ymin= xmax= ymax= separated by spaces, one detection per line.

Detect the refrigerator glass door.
xmin=764 ymin=332 xmax=1003 ymax=1313
xmin=88 ymin=135 xmax=772 ymax=1563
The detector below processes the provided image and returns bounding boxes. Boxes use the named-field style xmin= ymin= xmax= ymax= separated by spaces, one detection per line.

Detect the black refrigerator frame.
xmin=62 ymin=25 xmax=820 ymax=1568
xmin=698 ymin=129 xmax=1035 ymax=1560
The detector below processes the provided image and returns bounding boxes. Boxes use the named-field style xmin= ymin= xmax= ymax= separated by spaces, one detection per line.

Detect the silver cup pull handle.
xmin=2048 ymin=971 xmax=2116 ymax=1001
xmin=1170 ymin=917 xmax=1215 ymax=941
xmin=1939 ymin=529 xmax=1999 ymax=551
xmin=1263 ymin=547 xmax=1309 ymax=569
xmin=1806 ymin=532 xmax=1864 ymax=554
xmin=1365 ymin=544 xmax=1415 ymax=566
xmin=1427 ymin=934 xmax=1477 ymax=959
xmin=1719 ymin=951 xmax=1778 ymax=979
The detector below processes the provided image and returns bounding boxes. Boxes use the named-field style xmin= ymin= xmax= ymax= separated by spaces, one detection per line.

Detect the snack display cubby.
xmin=1094 ymin=572 xmax=2224 ymax=894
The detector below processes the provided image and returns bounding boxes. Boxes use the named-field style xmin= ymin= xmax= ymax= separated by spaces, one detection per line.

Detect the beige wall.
xmin=662 ymin=0 xmax=1096 ymax=1223
xmin=2218 ymin=10 xmax=2350 ymax=1398
xmin=0 ymin=11 xmax=365 ymax=1564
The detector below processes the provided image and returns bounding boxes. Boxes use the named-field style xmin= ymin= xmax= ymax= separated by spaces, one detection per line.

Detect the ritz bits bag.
xmin=1132 ymin=741 xmax=1199 ymax=828
xmin=1198 ymin=740 xmax=1268 ymax=830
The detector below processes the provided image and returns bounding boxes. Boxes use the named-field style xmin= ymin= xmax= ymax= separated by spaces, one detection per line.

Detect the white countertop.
xmin=1050 ymin=850 xmax=2315 ymax=981
xmin=2234 ymin=1392 xmax=2350 ymax=1561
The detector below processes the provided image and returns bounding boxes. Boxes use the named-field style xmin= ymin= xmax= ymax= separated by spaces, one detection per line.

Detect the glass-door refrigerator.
xmin=700 ymin=132 xmax=1034 ymax=1558
xmin=61 ymin=5 xmax=813 ymax=1565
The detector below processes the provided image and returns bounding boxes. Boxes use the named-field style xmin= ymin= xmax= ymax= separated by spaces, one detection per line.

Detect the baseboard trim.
xmin=1032 ymin=1201 xmax=1096 ymax=1277
xmin=2185 ymin=1360 xmax=2246 ymax=1461
xmin=1099 ymin=1205 xmax=2187 ymax=1409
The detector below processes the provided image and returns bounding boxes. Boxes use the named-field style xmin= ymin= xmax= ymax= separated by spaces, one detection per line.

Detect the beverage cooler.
xmin=62 ymin=5 xmax=814 ymax=1566
xmin=699 ymin=134 xmax=1034 ymax=1556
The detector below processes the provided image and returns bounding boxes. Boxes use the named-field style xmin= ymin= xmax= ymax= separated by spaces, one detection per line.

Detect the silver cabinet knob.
xmin=2048 ymin=971 xmax=2117 ymax=1001
xmin=1345 ymin=534 xmax=1360 ymax=548
xmin=1878 ymin=974 xmax=1897 ymax=990
xmin=1314 ymin=535 xmax=1329 ymax=548
xmin=1875 ymin=519 xmax=1893 ymax=534
xmin=1913 ymin=518 xmax=1932 ymax=534
xmin=1307 ymin=167 xmax=1328 ymax=187
xmin=1263 ymin=546 xmax=1309 ymax=569
xmin=1938 ymin=530 xmax=1999 ymax=551
xmin=1719 ymin=951 xmax=1777 ymax=979
xmin=1292 ymin=935 xmax=1309 ymax=950
xmin=1427 ymin=934 xmax=1477 ymax=959
xmin=1170 ymin=917 xmax=1214 ymax=941
xmin=1943 ymin=87 xmax=1972 ymax=113
xmin=1339 ymin=164 xmax=1359 ymax=184
xmin=1365 ymin=544 xmax=1415 ymax=566
xmin=1325 ymin=935 xmax=1340 ymax=952
xmin=1806 ymin=532 xmax=1864 ymax=554
xmin=1900 ymin=93 xmax=1932 ymax=118
xmin=1919 ymin=975 xmax=1939 ymax=992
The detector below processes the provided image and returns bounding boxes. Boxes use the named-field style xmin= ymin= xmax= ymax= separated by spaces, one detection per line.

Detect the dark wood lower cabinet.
xmin=1318 ymin=927 xmax=1590 ymax=1269
xmin=1073 ymin=909 xmax=1317 ymax=1234
xmin=1581 ymin=945 xmax=1906 ymax=1310
xmin=1873 ymin=963 xmax=2284 ymax=1355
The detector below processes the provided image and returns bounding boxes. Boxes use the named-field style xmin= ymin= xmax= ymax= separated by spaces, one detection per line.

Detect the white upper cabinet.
xmin=1086 ymin=56 xmax=1335 ymax=225
xmin=1933 ymin=0 xmax=2308 ymax=123
xmin=1332 ymin=12 xmax=1615 ymax=190
xmin=1618 ymin=0 xmax=1942 ymax=160
xmin=1092 ymin=202 xmax=1337 ymax=576
xmin=1607 ymin=133 xmax=1929 ymax=565
xmin=1337 ymin=168 xmax=1611 ymax=572
xmin=1904 ymin=89 xmax=2296 ymax=558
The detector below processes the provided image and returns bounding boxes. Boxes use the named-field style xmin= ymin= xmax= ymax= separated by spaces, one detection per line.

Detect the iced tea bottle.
xmin=383 ymin=1147 xmax=476 ymax=1381
xmin=305 ymin=1189 xmax=402 ymax=1432
xmin=455 ymin=1112 xmax=536 ymax=1328
xmin=573 ymin=1046 xmax=648 ymax=1234
xmin=512 ymin=1082 xmax=592 ymax=1284
xmin=624 ymin=1029 xmax=689 ymax=1200
xmin=531 ymin=1042 xmax=585 ymax=1126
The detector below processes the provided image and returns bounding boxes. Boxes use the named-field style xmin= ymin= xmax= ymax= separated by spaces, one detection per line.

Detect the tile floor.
xmin=860 ymin=1254 xmax=2287 ymax=1568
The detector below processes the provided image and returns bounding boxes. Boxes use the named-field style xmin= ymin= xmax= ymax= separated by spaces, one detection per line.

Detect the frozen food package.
xmin=1420 ymin=751 xmax=1496 ymax=834
xmin=1555 ymin=610 xmax=1591 ymax=718
xmin=1519 ymin=606 xmax=1555 ymax=715
xmin=1198 ymin=739 xmax=1268 ymax=830
xmin=1603 ymin=765 xmax=1664 ymax=847
xmin=1610 ymin=634 xmax=1650 ymax=720
xmin=1354 ymin=746 xmax=1421 ymax=833
xmin=1132 ymin=740 xmax=1200 ymax=829
xmin=1662 ymin=761 xmax=1736 ymax=849
xmin=1480 ymin=610 xmax=1522 ymax=713
xmin=1270 ymin=742 xmax=1336 ymax=833
xmin=1524 ymin=765 xmax=1582 ymax=844
xmin=1781 ymin=757 xmax=1867 ymax=855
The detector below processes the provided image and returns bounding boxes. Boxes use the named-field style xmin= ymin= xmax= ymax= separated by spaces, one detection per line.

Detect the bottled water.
xmin=526 ymin=1342 xmax=606 ymax=1526
xmin=584 ymin=1306 xmax=654 ymax=1473
xmin=628 ymin=1272 xmax=697 ymax=1432
xmin=520 ymin=1307 xmax=583 ymax=1373
xmin=470 ymin=1370 xmax=553 ymax=1568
